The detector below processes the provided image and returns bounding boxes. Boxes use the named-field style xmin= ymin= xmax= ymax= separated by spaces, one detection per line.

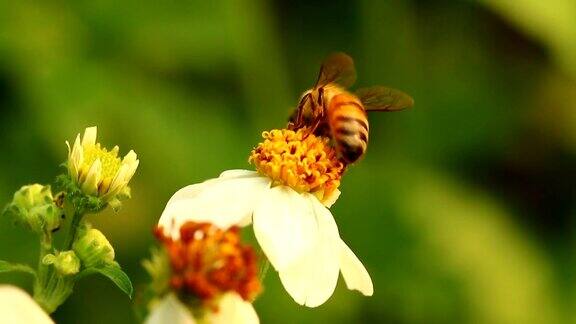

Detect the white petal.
xmin=0 ymin=285 xmax=54 ymax=324
xmin=339 ymin=239 xmax=373 ymax=296
xmin=158 ymin=183 xmax=206 ymax=237
xmin=165 ymin=183 xmax=206 ymax=204
xmin=81 ymin=126 xmax=97 ymax=148
xmin=160 ymin=175 xmax=272 ymax=238
xmin=253 ymin=186 xmax=319 ymax=271
xmin=206 ymin=293 xmax=259 ymax=324
xmin=81 ymin=159 xmax=102 ymax=196
xmin=278 ymin=195 xmax=340 ymax=307
xmin=162 ymin=171 xmax=261 ymax=207
xmin=144 ymin=294 xmax=196 ymax=324
xmin=322 ymin=188 xmax=341 ymax=208
xmin=219 ymin=170 xmax=260 ymax=179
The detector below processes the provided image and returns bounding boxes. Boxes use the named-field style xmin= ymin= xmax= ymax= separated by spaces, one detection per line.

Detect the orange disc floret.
xmin=249 ymin=128 xmax=344 ymax=203
xmin=155 ymin=222 xmax=261 ymax=304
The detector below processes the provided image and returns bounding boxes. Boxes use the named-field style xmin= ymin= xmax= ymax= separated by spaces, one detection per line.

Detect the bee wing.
xmin=356 ymin=86 xmax=414 ymax=112
xmin=314 ymin=52 xmax=357 ymax=89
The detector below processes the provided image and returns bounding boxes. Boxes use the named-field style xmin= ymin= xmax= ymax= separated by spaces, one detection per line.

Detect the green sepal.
xmin=0 ymin=260 xmax=37 ymax=277
xmin=142 ymin=247 xmax=171 ymax=296
xmin=80 ymin=262 xmax=133 ymax=298
xmin=55 ymin=174 xmax=106 ymax=213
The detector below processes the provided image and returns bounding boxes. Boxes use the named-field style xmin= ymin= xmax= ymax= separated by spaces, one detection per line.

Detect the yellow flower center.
xmin=82 ymin=144 xmax=121 ymax=181
xmin=249 ymin=128 xmax=344 ymax=202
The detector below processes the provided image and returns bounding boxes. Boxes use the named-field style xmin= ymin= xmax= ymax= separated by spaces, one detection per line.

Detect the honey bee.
xmin=289 ymin=52 xmax=414 ymax=164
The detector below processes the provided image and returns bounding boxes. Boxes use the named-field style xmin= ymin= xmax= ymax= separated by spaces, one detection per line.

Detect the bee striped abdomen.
xmin=328 ymin=94 xmax=369 ymax=164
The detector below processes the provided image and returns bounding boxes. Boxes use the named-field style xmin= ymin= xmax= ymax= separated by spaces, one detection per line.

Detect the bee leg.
xmin=303 ymin=96 xmax=327 ymax=138
xmin=302 ymin=118 xmax=322 ymax=139
xmin=292 ymin=93 xmax=314 ymax=130
xmin=287 ymin=107 xmax=299 ymax=130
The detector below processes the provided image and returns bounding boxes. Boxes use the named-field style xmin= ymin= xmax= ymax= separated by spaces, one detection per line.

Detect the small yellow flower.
xmin=66 ymin=127 xmax=139 ymax=202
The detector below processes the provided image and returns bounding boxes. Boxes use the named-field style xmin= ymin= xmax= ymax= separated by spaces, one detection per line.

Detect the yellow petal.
xmin=81 ymin=159 xmax=102 ymax=196
xmin=68 ymin=134 xmax=84 ymax=181
xmin=122 ymin=150 xmax=138 ymax=164
xmin=81 ymin=126 xmax=97 ymax=148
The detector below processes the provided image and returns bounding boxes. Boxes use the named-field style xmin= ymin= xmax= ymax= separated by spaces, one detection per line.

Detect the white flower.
xmin=159 ymin=169 xmax=373 ymax=307
xmin=0 ymin=285 xmax=53 ymax=324
xmin=145 ymin=293 xmax=258 ymax=324
xmin=66 ymin=126 xmax=139 ymax=202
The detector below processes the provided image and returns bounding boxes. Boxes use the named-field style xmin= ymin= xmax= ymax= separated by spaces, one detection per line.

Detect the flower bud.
xmin=43 ymin=251 xmax=80 ymax=276
xmin=5 ymin=184 xmax=61 ymax=234
xmin=73 ymin=228 xmax=115 ymax=268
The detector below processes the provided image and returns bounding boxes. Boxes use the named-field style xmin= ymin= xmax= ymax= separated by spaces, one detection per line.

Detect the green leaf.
xmin=0 ymin=260 xmax=36 ymax=277
xmin=84 ymin=263 xmax=133 ymax=298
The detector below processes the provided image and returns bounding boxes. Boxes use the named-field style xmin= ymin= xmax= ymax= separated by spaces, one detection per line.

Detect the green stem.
xmin=33 ymin=233 xmax=55 ymax=312
xmin=64 ymin=209 xmax=83 ymax=250
xmin=33 ymin=202 xmax=82 ymax=313
xmin=33 ymin=265 xmax=74 ymax=313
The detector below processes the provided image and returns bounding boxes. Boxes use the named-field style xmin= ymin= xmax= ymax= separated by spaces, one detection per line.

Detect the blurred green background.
xmin=1 ymin=0 xmax=575 ymax=323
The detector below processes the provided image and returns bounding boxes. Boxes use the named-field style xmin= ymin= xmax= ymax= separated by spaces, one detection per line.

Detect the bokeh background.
xmin=1 ymin=1 xmax=575 ymax=323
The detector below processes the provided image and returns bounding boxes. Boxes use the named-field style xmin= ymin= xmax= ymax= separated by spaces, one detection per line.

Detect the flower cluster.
xmin=0 ymin=126 xmax=137 ymax=319
xmin=158 ymin=127 xmax=373 ymax=309
xmin=157 ymin=222 xmax=260 ymax=302
xmin=0 ymin=52 xmax=410 ymax=323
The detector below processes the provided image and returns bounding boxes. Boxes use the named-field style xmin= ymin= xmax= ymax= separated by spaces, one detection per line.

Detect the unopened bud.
xmin=43 ymin=251 xmax=80 ymax=276
xmin=73 ymin=228 xmax=115 ymax=268
xmin=5 ymin=184 xmax=62 ymax=233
